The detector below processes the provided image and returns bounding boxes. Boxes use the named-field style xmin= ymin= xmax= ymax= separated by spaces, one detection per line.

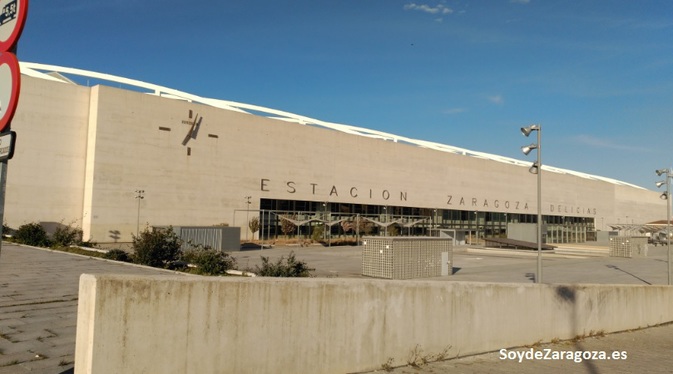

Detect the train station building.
xmin=6 ymin=62 xmax=667 ymax=244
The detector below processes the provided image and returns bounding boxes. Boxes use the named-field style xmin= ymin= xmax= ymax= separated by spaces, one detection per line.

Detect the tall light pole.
xmin=135 ymin=190 xmax=145 ymax=236
xmin=656 ymin=168 xmax=672 ymax=285
xmin=521 ymin=124 xmax=542 ymax=284
xmin=245 ymin=196 xmax=251 ymax=241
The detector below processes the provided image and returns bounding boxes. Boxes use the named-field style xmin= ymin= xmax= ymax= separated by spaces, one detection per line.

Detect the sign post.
xmin=0 ymin=0 xmax=28 ymax=257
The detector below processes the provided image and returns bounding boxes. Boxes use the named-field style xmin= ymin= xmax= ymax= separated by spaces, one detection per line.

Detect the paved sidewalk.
xmin=0 ymin=244 xmax=188 ymax=374
xmin=370 ymin=322 xmax=673 ymax=374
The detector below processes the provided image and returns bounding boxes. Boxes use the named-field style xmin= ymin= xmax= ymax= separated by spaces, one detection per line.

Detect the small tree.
xmin=311 ymin=224 xmax=324 ymax=242
xmin=342 ymin=217 xmax=371 ymax=237
xmin=341 ymin=220 xmax=354 ymax=235
xmin=248 ymin=216 xmax=260 ymax=240
xmin=386 ymin=224 xmax=400 ymax=237
xmin=132 ymin=226 xmax=182 ymax=268
xmin=280 ymin=215 xmax=297 ymax=238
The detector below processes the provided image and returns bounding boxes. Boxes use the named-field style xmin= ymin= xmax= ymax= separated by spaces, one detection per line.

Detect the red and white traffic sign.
xmin=0 ymin=0 xmax=28 ymax=52
xmin=0 ymin=52 xmax=20 ymax=132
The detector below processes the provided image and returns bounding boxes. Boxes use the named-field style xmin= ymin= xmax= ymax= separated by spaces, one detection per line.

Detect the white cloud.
xmin=488 ymin=95 xmax=504 ymax=105
xmin=404 ymin=3 xmax=454 ymax=16
xmin=443 ymin=107 xmax=466 ymax=114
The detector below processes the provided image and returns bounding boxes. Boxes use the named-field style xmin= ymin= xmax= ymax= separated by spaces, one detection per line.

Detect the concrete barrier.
xmin=75 ymin=275 xmax=673 ymax=374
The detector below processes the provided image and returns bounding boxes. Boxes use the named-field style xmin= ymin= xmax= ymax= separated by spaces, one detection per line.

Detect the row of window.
xmin=260 ymin=198 xmax=594 ymax=227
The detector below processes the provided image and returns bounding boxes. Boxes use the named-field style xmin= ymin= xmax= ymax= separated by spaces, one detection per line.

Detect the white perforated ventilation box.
xmin=361 ymin=237 xmax=452 ymax=279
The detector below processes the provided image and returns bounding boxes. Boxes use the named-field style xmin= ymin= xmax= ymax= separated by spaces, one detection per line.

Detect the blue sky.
xmin=16 ymin=0 xmax=673 ymax=189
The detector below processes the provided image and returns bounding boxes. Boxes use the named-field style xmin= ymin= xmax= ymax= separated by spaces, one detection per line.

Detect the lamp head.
xmin=656 ymin=181 xmax=666 ymax=188
xmin=661 ymin=191 xmax=669 ymax=200
xmin=521 ymin=143 xmax=538 ymax=155
xmin=521 ymin=124 xmax=540 ymax=137
xmin=528 ymin=162 xmax=539 ymax=175
xmin=656 ymin=168 xmax=670 ymax=176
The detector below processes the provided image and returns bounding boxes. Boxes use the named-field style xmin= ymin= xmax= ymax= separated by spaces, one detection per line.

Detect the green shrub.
xmin=14 ymin=222 xmax=51 ymax=247
xmin=103 ymin=249 xmax=133 ymax=262
xmin=132 ymin=226 xmax=182 ymax=268
xmin=52 ymin=223 xmax=84 ymax=247
xmin=2 ymin=222 xmax=12 ymax=238
xmin=181 ymin=247 xmax=237 ymax=275
xmin=255 ymin=251 xmax=313 ymax=277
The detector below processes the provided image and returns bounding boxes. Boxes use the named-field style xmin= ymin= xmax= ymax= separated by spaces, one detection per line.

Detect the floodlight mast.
xmin=655 ymin=168 xmax=672 ymax=285
xmin=521 ymin=125 xmax=542 ymax=284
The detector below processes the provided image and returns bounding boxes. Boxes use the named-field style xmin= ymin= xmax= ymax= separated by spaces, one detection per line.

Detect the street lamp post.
xmin=656 ymin=169 xmax=672 ymax=285
xmin=245 ymin=196 xmax=251 ymax=241
xmin=474 ymin=211 xmax=478 ymax=245
xmin=135 ymin=190 xmax=145 ymax=236
xmin=521 ymin=124 xmax=542 ymax=284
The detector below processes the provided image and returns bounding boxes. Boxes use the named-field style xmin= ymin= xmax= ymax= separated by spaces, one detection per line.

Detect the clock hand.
xmin=190 ymin=114 xmax=202 ymax=140
xmin=182 ymin=113 xmax=199 ymax=146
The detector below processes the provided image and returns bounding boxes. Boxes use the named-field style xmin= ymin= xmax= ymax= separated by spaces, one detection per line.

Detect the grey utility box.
xmin=609 ymin=236 xmax=648 ymax=258
xmin=361 ymin=237 xmax=453 ymax=279
xmin=170 ymin=226 xmax=241 ymax=252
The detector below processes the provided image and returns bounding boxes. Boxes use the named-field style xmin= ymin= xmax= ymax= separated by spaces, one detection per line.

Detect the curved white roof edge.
xmin=19 ymin=61 xmax=644 ymax=190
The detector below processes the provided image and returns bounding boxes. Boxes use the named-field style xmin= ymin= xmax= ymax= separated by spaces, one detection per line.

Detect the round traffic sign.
xmin=0 ymin=0 xmax=28 ymax=52
xmin=0 ymin=52 xmax=20 ymax=132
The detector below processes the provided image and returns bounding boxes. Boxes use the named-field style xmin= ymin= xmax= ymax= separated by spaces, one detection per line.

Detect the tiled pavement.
xmin=0 ymin=244 xmax=188 ymax=374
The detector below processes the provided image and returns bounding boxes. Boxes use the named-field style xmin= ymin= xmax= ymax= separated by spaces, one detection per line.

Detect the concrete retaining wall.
xmin=75 ymin=275 xmax=673 ymax=374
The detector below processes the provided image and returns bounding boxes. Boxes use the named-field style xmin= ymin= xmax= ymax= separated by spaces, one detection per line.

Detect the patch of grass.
xmin=572 ymin=334 xmax=585 ymax=342
xmin=425 ymin=345 xmax=452 ymax=363
xmin=59 ymin=359 xmax=73 ymax=366
xmin=590 ymin=329 xmax=605 ymax=338
xmin=53 ymin=246 xmax=106 ymax=258
xmin=524 ymin=340 xmax=543 ymax=348
xmin=405 ymin=344 xmax=452 ymax=367
xmin=381 ymin=357 xmax=395 ymax=372
xmin=407 ymin=344 xmax=424 ymax=367
xmin=102 ymin=248 xmax=132 ymax=262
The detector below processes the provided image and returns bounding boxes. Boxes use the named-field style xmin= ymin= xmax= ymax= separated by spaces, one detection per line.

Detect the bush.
xmin=132 ymin=226 xmax=182 ymax=268
xmin=103 ymin=249 xmax=133 ymax=262
xmin=14 ymin=222 xmax=51 ymax=247
xmin=255 ymin=251 xmax=313 ymax=277
xmin=2 ymin=222 xmax=12 ymax=237
xmin=181 ymin=247 xmax=237 ymax=275
xmin=52 ymin=223 xmax=84 ymax=247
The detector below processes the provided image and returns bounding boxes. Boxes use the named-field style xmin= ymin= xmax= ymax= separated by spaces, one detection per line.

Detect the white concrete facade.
xmin=6 ymin=66 xmax=666 ymax=243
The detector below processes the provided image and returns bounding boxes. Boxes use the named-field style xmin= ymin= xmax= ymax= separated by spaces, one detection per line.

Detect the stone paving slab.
xmin=0 ymin=243 xmax=188 ymax=373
